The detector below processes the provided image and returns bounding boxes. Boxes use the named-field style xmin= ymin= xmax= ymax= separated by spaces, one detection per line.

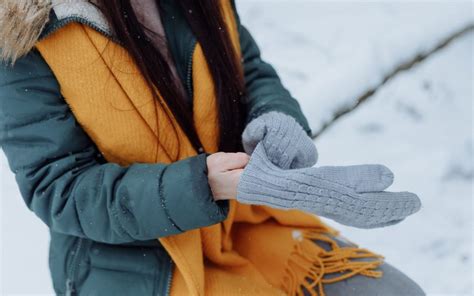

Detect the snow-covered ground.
xmin=1 ymin=1 xmax=473 ymax=295
xmin=237 ymin=0 xmax=473 ymax=134
xmin=317 ymin=32 xmax=473 ymax=295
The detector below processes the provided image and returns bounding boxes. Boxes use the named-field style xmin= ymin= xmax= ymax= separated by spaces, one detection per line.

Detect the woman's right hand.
xmin=207 ymin=152 xmax=250 ymax=201
xmin=242 ymin=112 xmax=317 ymax=169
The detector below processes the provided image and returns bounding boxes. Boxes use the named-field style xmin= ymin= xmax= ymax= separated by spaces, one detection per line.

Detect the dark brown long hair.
xmin=98 ymin=0 xmax=246 ymax=156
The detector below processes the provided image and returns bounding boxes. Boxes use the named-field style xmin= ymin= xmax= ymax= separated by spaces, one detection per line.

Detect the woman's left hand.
xmin=207 ymin=152 xmax=250 ymax=201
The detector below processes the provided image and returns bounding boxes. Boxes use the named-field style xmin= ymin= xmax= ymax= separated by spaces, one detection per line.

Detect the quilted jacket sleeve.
xmin=0 ymin=50 xmax=228 ymax=244
xmin=231 ymin=2 xmax=312 ymax=135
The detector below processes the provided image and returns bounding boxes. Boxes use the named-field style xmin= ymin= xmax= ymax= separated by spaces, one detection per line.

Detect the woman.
xmin=0 ymin=0 xmax=424 ymax=295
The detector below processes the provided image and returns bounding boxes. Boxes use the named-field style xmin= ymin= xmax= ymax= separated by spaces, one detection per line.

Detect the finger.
xmin=219 ymin=152 xmax=250 ymax=171
xmin=227 ymin=168 xmax=244 ymax=182
xmin=315 ymin=164 xmax=394 ymax=193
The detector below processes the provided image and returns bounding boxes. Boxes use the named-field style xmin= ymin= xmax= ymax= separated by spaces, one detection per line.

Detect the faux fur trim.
xmin=0 ymin=0 xmax=52 ymax=64
xmin=0 ymin=0 xmax=110 ymax=65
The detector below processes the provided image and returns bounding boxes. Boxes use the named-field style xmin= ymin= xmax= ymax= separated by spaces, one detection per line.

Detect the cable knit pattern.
xmin=242 ymin=112 xmax=317 ymax=169
xmin=237 ymin=143 xmax=422 ymax=228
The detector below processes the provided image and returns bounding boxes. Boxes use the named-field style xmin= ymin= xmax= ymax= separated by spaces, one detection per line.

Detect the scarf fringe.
xmin=281 ymin=229 xmax=384 ymax=296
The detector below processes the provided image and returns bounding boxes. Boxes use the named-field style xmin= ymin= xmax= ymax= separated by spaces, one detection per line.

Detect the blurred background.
xmin=1 ymin=0 xmax=473 ymax=295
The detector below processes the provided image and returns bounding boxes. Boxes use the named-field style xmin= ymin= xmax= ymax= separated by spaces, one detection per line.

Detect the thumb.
xmin=242 ymin=119 xmax=267 ymax=155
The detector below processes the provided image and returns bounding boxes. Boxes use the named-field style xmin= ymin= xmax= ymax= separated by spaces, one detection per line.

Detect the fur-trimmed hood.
xmin=0 ymin=0 xmax=107 ymax=64
xmin=0 ymin=0 xmax=52 ymax=64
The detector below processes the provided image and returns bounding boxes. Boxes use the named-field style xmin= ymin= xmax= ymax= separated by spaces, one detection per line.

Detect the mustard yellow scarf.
xmin=36 ymin=2 xmax=383 ymax=295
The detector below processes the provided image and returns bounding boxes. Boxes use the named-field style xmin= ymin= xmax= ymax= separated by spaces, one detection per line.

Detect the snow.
xmin=0 ymin=153 xmax=53 ymax=295
xmin=1 ymin=1 xmax=473 ymax=295
xmin=236 ymin=0 xmax=473 ymax=133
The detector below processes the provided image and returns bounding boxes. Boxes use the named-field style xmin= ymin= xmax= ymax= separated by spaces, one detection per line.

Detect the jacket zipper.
xmin=185 ymin=40 xmax=198 ymax=99
xmin=65 ymin=238 xmax=84 ymax=296
xmin=164 ymin=259 xmax=173 ymax=296
xmin=154 ymin=248 xmax=173 ymax=296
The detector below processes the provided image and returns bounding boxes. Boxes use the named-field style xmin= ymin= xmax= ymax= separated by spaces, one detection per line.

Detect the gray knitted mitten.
xmin=242 ymin=112 xmax=317 ymax=169
xmin=237 ymin=143 xmax=422 ymax=228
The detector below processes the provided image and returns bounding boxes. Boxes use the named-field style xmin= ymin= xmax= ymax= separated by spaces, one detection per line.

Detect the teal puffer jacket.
xmin=0 ymin=1 xmax=310 ymax=295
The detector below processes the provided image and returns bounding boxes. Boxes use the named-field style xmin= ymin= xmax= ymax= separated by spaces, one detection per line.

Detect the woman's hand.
xmin=207 ymin=152 xmax=250 ymax=201
xmin=237 ymin=143 xmax=422 ymax=229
